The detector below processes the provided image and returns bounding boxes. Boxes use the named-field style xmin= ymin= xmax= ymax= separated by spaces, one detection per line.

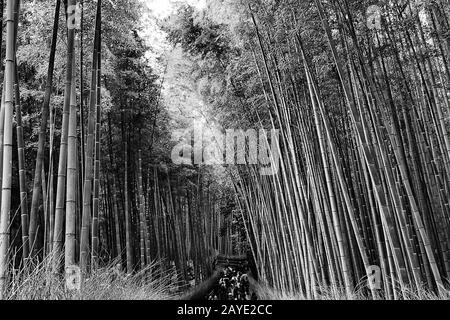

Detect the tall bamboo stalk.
xmin=52 ymin=0 xmax=76 ymax=269
xmin=29 ymin=0 xmax=60 ymax=260
xmin=122 ymin=110 xmax=133 ymax=273
xmin=0 ymin=0 xmax=18 ymax=299
xmin=91 ymin=24 xmax=102 ymax=269
xmin=12 ymin=0 xmax=28 ymax=264
xmin=80 ymin=0 xmax=101 ymax=272
xmin=65 ymin=59 xmax=77 ymax=268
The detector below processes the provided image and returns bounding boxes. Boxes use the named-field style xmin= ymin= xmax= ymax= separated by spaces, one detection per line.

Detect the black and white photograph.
xmin=0 ymin=0 xmax=449 ymax=310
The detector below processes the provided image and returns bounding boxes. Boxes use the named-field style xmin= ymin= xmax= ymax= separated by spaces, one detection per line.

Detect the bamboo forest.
xmin=0 ymin=0 xmax=449 ymax=302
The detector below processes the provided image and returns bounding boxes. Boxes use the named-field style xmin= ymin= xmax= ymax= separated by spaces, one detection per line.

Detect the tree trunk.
xmin=65 ymin=59 xmax=77 ymax=268
xmin=52 ymin=0 xmax=75 ymax=270
xmin=91 ymin=27 xmax=102 ymax=269
xmin=0 ymin=0 xmax=18 ymax=299
xmin=80 ymin=0 xmax=101 ymax=273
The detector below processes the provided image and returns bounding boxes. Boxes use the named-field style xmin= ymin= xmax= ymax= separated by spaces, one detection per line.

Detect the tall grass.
xmin=254 ymin=279 xmax=450 ymax=300
xmin=5 ymin=255 xmax=178 ymax=300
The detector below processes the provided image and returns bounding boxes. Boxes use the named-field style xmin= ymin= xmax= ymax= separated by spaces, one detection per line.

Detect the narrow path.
xmin=180 ymin=254 xmax=258 ymax=301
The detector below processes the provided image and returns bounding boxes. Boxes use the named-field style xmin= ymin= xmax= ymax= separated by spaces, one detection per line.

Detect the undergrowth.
xmin=5 ymin=255 xmax=178 ymax=300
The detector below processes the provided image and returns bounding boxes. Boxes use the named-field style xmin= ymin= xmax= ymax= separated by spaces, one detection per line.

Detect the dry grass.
xmin=5 ymin=255 xmax=179 ymax=300
xmin=5 ymin=254 xmax=450 ymax=300
xmin=253 ymin=279 xmax=450 ymax=300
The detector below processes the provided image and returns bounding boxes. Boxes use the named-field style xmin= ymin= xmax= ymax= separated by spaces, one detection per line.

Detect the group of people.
xmin=207 ymin=267 xmax=257 ymax=300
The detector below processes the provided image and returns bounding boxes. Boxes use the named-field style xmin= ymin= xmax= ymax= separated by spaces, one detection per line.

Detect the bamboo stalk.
xmin=0 ymin=0 xmax=18 ymax=299
xmin=52 ymin=0 xmax=76 ymax=270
